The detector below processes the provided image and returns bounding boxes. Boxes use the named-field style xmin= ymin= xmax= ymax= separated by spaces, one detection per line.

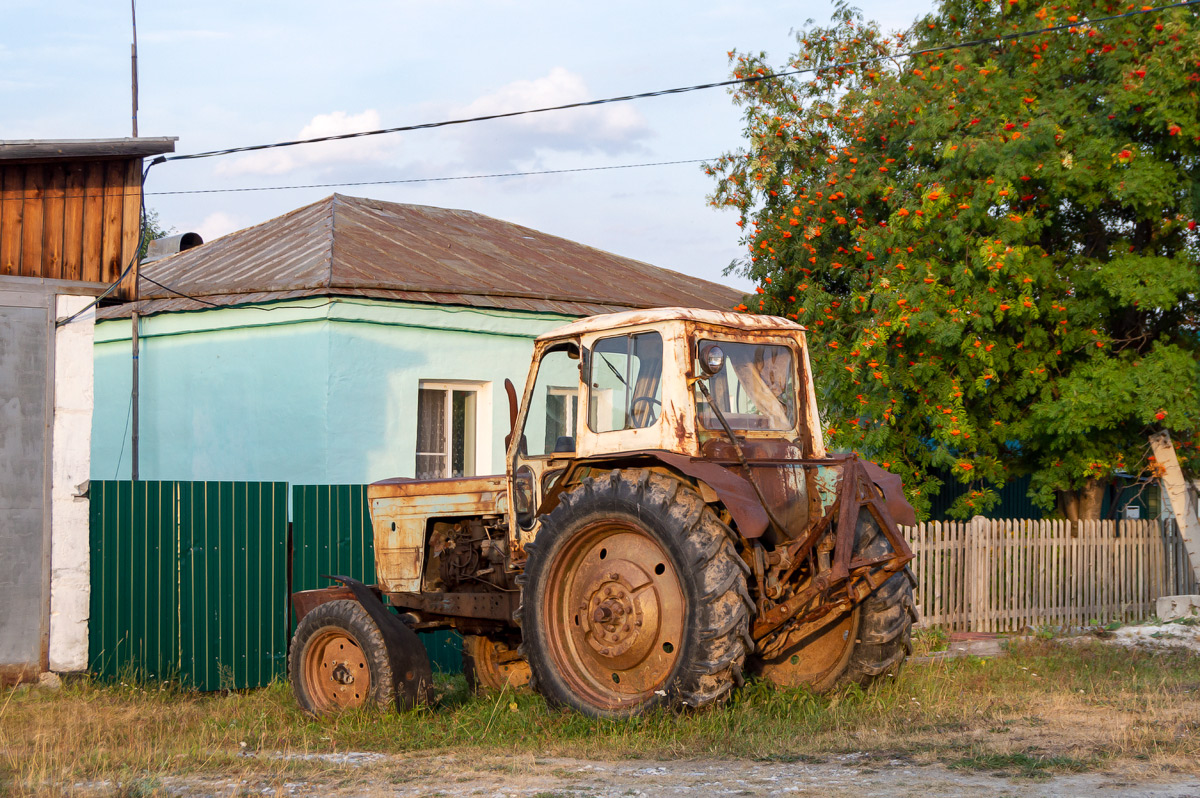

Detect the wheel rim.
xmin=759 ymin=608 xmax=860 ymax=692
xmin=303 ymin=629 xmax=371 ymax=711
xmin=467 ymin=636 xmax=531 ymax=692
xmin=542 ymin=520 xmax=685 ymax=710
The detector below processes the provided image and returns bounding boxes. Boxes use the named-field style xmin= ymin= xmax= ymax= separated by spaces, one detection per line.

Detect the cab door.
xmin=507 ymin=340 xmax=582 ymax=548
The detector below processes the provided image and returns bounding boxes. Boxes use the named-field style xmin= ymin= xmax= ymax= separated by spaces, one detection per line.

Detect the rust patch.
xmin=292 ymin=586 xmax=358 ymax=623
xmin=0 ymin=664 xmax=40 ymax=686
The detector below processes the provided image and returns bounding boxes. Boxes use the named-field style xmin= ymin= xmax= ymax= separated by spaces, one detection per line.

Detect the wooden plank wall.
xmin=0 ymin=159 xmax=143 ymax=296
xmin=908 ymin=519 xmax=1197 ymax=632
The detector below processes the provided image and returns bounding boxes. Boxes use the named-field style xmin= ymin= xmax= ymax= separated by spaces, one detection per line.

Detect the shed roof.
xmin=101 ymin=194 xmax=745 ymax=319
xmin=0 ymin=137 xmax=177 ymax=162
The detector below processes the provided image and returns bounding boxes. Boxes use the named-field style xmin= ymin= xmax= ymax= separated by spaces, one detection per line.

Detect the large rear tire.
xmin=517 ymin=469 xmax=753 ymax=718
xmin=756 ymin=514 xmax=915 ymax=691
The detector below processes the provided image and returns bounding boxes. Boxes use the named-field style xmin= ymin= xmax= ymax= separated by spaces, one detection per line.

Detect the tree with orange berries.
xmin=709 ymin=0 xmax=1200 ymax=519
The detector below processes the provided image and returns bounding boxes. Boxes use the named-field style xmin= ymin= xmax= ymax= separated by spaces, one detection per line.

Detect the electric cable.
xmin=137 ymin=273 xmax=222 ymax=307
xmin=143 ymin=158 xmax=713 ymax=195
xmin=151 ymin=0 xmax=1200 ymax=166
xmin=56 ymin=160 xmax=157 ymax=326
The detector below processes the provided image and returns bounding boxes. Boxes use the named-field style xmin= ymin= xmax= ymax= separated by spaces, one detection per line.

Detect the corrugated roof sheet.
xmin=99 ymin=194 xmax=745 ymax=319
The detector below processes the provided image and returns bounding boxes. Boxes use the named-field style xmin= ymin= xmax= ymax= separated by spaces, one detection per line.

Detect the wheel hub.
xmin=582 ymin=575 xmax=644 ymax=657
xmin=543 ymin=522 xmax=686 ymax=707
xmin=331 ymin=663 xmax=355 ymax=685
xmin=304 ymin=631 xmax=370 ymax=709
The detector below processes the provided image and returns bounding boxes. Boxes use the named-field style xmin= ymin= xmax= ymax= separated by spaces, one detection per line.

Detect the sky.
xmin=3 ymin=0 xmax=931 ymax=293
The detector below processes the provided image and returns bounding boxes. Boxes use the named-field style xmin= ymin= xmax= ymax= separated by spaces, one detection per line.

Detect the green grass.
xmin=911 ymin=626 xmax=950 ymax=655
xmin=949 ymin=751 xmax=1096 ymax=779
xmin=1 ymin=638 xmax=1197 ymax=796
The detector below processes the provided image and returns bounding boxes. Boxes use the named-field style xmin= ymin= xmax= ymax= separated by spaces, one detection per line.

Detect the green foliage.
xmin=709 ymin=0 xmax=1200 ymax=518
xmin=912 ymin=625 xmax=951 ymax=655
xmin=137 ymin=208 xmax=173 ymax=260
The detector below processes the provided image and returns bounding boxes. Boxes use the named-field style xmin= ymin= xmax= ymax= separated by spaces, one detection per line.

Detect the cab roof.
xmin=536 ymin=307 xmax=806 ymax=342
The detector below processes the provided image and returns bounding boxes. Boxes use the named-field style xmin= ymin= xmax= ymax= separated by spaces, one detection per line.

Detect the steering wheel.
xmin=629 ymin=395 xmax=661 ymax=426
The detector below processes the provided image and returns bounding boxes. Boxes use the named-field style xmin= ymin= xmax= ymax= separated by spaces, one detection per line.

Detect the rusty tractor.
xmin=288 ymin=308 xmax=917 ymax=718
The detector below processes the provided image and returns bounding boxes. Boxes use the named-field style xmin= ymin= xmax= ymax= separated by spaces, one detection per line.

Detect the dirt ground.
xmin=150 ymin=753 xmax=1200 ymax=798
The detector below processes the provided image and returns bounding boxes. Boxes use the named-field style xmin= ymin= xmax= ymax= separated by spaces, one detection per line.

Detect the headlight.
xmin=699 ymin=344 xmax=725 ymax=376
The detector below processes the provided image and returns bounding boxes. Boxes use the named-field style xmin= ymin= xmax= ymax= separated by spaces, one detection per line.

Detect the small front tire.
xmin=290 ymin=600 xmax=395 ymax=715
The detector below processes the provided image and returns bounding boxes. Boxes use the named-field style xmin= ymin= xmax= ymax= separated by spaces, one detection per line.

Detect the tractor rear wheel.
xmin=756 ymin=514 xmax=915 ymax=691
xmin=462 ymin=635 xmax=531 ymax=693
xmin=518 ymin=469 xmax=752 ymax=719
xmin=290 ymin=599 xmax=395 ymax=715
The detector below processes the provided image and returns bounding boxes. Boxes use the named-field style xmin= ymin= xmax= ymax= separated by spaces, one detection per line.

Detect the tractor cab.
xmin=507 ymin=307 xmax=827 ymax=546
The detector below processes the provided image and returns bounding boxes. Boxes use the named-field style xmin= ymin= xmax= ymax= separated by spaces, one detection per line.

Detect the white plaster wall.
xmin=49 ymin=295 xmax=94 ymax=672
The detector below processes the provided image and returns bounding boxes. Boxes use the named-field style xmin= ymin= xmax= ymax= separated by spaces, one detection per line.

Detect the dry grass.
xmin=0 ymin=639 xmax=1197 ymax=796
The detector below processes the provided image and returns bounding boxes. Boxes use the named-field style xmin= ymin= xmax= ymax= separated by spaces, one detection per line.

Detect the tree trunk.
xmin=1056 ymin=478 xmax=1105 ymax=533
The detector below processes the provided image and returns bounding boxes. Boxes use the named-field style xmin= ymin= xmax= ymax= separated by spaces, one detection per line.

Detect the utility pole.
xmin=131 ymin=0 xmax=138 ymax=138
xmin=131 ymin=0 xmax=140 ymax=480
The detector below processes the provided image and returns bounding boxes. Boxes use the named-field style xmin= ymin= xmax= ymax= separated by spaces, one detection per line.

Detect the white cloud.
xmin=192 ymin=211 xmax=242 ymax=243
xmin=452 ymin=67 xmax=651 ymax=166
xmin=216 ymin=109 xmax=396 ymax=177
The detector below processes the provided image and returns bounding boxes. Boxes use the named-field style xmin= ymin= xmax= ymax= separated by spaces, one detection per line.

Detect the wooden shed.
xmin=0 ymin=137 xmax=175 ymax=683
xmin=0 ymin=137 xmax=177 ymax=298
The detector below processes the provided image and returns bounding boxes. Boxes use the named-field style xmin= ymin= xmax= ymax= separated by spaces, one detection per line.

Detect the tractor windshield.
xmin=696 ymin=341 xmax=796 ymax=431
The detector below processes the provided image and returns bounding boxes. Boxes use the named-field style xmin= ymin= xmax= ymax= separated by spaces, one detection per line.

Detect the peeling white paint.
xmin=49 ymin=295 xmax=94 ymax=673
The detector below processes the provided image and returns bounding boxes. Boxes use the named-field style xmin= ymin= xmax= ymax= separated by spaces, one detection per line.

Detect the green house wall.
xmin=92 ymin=299 xmax=576 ymax=483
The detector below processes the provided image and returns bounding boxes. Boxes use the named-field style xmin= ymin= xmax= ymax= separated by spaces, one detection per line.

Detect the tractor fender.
xmin=860 ymin=460 xmax=917 ymax=527
xmin=545 ymin=451 xmax=770 ymax=539
xmin=325 ymin=575 xmax=435 ymax=706
xmin=654 ymin=452 xmax=771 ymax=538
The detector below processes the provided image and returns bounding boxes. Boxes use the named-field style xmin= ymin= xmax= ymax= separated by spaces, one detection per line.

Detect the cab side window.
xmin=588 ymin=332 xmax=663 ymax=432
xmin=523 ymin=348 xmax=580 ymax=456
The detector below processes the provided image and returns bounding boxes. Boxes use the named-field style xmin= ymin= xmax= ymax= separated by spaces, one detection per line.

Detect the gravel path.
xmin=155 ymin=754 xmax=1200 ymax=798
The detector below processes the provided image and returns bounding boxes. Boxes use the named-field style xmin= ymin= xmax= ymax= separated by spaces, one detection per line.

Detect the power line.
xmin=56 ymin=160 xmax=159 ymax=326
xmin=154 ymin=0 xmax=1200 ymax=166
xmin=144 ymin=158 xmax=714 ymax=196
xmin=138 ymin=273 xmax=222 ymax=306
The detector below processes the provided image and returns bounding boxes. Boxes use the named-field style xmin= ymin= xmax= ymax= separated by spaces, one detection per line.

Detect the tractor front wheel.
xmin=290 ymin=599 xmax=395 ymax=715
xmin=462 ymin=635 xmax=531 ymax=693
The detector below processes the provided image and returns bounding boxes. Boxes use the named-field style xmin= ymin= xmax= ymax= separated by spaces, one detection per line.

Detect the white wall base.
xmin=48 ymin=295 xmax=94 ymax=672
xmin=1156 ymin=595 xmax=1200 ymax=622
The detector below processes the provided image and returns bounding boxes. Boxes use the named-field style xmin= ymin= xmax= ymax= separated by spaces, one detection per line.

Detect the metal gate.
xmin=90 ymin=481 xmax=462 ymax=688
xmin=0 ymin=290 xmax=53 ymax=682
xmin=89 ymin=481 xmax=289 ymax=689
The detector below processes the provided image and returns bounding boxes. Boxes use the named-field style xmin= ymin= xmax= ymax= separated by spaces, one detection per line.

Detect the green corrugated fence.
xmin=89 ymin=481 xmax=178 ymax=683
xmin=292 ymin=485 xmax=463 ymax=674
xmin=90 ymin=481 xmax=289 ymax=690
xmin=90 ymin=481 xmax=463 ymax=690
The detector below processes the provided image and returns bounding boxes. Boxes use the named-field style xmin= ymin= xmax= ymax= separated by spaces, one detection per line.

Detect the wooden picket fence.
xmin=905 ymin=519 xmax=1198 ymax=633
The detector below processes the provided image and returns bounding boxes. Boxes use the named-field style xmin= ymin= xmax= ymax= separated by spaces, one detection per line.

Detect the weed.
xmin=911 ymin=626 xmax=949 ymax=656
xmin=1034 ymin=623 xmax=1059 ymax=640
xmin=114 ymin=775 xmax=165 ymax=797
xmin=949 ymin=750 xmax=1094 ymax=779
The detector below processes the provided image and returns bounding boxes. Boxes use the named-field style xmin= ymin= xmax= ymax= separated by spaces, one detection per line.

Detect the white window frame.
xmin=547 ymin=385 xmax=579 ymax=444
xmin=416 ymin=380 xmax=493 ymax=478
